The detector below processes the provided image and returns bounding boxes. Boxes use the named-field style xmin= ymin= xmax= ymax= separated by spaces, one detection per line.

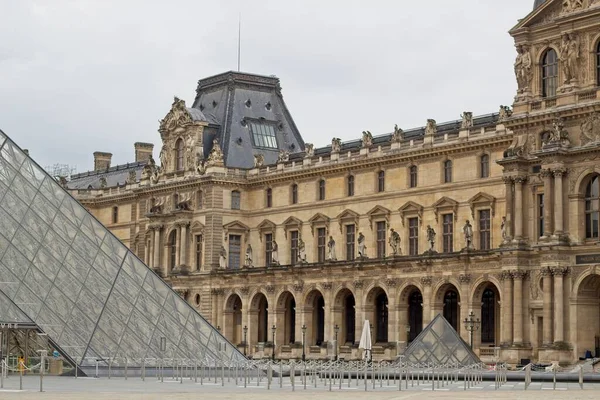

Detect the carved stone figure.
xmin=463 ymin=220 xmax=474 ymax=250
xmin=159 ymin=96 xmax=192 ymax=132
xmin=196 ymin=160 xmax=206 ymax=175
xmin=58 ymin=176 xmax=68 ymax=188
xmin=560 ymin=33 xmax=579 ymax=84
xmin=99 ymin=177 xmax=107 ymax=188
xmin=271 ymin=240 xmax=279 ymax=265
xmin=461 ymin=112 xmax=473 ymax=129
xmin=277 ymin=150 xmax=289 ymax=163
xmin=253 ymin=154 xmax=264 ymax=168
xmin=545 ymin=117 xmax=571 ymax=146
xmin=331 ymin=138 xmax=341 ymax=152
xmin=185 ymin=135 xmax=195 ymax=170
xmin=514 ymin=45 xmax=532 ymax=92
xmin=426 ymin=225 xmax=436 ymax=252
xmin=304 ymin=143 xmax=315 ymax=157
xmin=562 ymin=0 xmax=584 ymax=12
xmin=244 ymin=244 xmax=253 ymax=267
xmin=159 ymin=144 xmax=168 ymax=169
xmin=327 ymin=236 xmax=337 ymax=261
xmin=501 ymin=216 xmax=507 ymax=241
xmin=389 ymin=228 xmax=401 ymax=256
xmin=361 ymin=131 xmax=373 ymax=148
xmin=298 ymin=236 xmax=307 ymax=263
xmin=392 ymin=124 xmax=403 ymax=142
xmin=498 ymin=105 xmax=513 ymax=121
xmin=219 ymin=246 xmax=227 ymax=269
xmin=425 ymin=119 xmax=437 ymax=136
xmin=357 ymin=232 xmax=367 ymax=258
xmin=127 ymin=170 xmax=136 ymax=184
xmin=207 ymin=139 xmax=224 ymax=166
xmin=150 ymin=168 xmax=160 ymax=185
xmin=580 ymin=112 xmax=600 ymax=145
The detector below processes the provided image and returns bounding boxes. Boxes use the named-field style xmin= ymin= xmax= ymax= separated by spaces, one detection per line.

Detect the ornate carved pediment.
xmin=190 ymin=221 xmax=204 ymax=233
xmin=159 ymin=97 xmax=193 ymax=132
xmin=308 ymin=213 xmax=330 ymax=236
xmin=257 ymin=219 xmax=277 ymax=240
xmin=224 ymin=220 xmax=250 ymax=242
xmin=398 ymin=201 xmax=424 ymax=226
xmin=366 ymin=205 xmax=391 ymax=230
xmin=283 ymin=216 xmax=303 ymax=238
xmin=504 ymin=133 xmax=533 ymax=158
xmin=468 ymin=192 xmax=496 ymax=219
xmin=336 ymin=209 xmax=360 ymax=232
xmin=513 ymin=0 xmax=562 ymax=30
xmin=432 ymin=197 xmax=459 ymax=222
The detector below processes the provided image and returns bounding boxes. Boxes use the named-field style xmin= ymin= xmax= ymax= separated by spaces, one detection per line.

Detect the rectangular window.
xmin=345 ymin=224 xmax=355 ymax=261
xmin=248 ymin=121 xmax=278 ymax=149
xmin=376 ymin=221 xmax=386 ymax=259
xmin=442 ymin=214 xmax=453 ymax=253
xmin=409 ymin=166 xmax=418 ymax=188
xmin=195 ymin=235 xmax=203 ymax=271
xmin=291 ymin=184 xmax=298 ymax=204
xmin=266 ymin=189 xmax=272 ymax=208
xmin=290 ymin=231 xmax=299 ymax=265
xmin=231 ymin=191 xmax=241 ymax=210
xmin=378 ymin=171 xmax=385 ymax=193
xmin=480 ymin=155 xmax=490 ymax=178
xmin=444 ymin=161 xmax=452 ymax=183
xmin=538 ymin=194 xmax=544 ymax=238
xmin=317 ymin=228 xmax=326 ymax=262
xmin=265 ymin=233 xmax=273 ymax=266
xmin=112 ymin=206 xmax=118 ymax=224
xmin=347 ymin=176 xmax=354 ymax=197
xmin=318 ymin=180 xmax=325 ymax=201
xmin=479 ymin=210 xmax=491 ymax=250
xmin=408 ymin=218 xmax=419 ymax=255
xmin=228 ymin=235 xmax=241 ymax=269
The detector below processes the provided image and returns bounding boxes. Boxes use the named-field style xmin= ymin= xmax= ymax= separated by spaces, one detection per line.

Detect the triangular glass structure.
xmin=403 ymin=313 xmax=481 ymax=366
xmin=0 ymin=129 xmax=245 ymax=368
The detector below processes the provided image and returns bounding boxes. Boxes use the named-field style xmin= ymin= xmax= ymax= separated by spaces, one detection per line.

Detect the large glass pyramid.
xmin=403 ymin=313 xmax=481 ymax=366
xmin=0 ymin=129 xmax=245 ymax=368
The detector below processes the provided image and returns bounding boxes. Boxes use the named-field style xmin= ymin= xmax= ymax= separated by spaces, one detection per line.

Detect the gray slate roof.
xmin=533 ymin=0 xmax=547 ymax=9
xmin=67 ymin=161 xmax=146 ymax=190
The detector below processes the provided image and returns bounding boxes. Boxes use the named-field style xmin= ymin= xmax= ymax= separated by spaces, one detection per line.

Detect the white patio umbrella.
xmin=358 ymin=320 xmax=372 ymax=361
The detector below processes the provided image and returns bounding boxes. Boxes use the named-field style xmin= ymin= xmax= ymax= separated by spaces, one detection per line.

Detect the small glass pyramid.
xmin=0 ymin=129 xmax=245 ymax=367
xmin=403 ymin=313 xmax=481 ymax=366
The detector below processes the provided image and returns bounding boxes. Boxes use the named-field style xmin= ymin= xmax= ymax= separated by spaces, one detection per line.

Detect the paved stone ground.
xmin=1 ymin=376 xmax=600 ymax=399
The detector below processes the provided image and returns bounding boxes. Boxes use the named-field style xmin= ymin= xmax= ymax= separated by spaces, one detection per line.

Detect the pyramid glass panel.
xmin=0 ymin=129 xmax=246 ymax=371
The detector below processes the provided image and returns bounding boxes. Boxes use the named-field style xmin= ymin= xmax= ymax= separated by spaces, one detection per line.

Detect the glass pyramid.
xmin=403 ymin=313 xmax=481 ymax=366
xmin=0 ymin=129 xmax=245 ymax=367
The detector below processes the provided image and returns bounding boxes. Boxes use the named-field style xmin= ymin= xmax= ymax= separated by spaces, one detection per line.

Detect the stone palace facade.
xmin=67 ymin=0 xmax=600 ymax=364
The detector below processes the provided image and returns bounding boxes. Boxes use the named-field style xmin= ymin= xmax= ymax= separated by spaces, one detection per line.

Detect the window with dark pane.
xmin=345 ymin=224 xmax=355 ymax=261
xmin=377 ymin=170 xmax=385 ymax=192
xmin=481 ymin=288 xmax=496 ymax=343
xmin=266 ymin=188 xmax=272 ymax=208
xmin=597 ymin=41 xmax=600 ymax=85
xmin=231 ymin=190 xmax=241 ymax=210
xmin=195 ymin=234 xmax=203 ymax=271
xmin=228 ymin=235 xmax=241 ymax=269
xmin=376 ymin=221 xmax=386 ymax=259
xmin=248 ymin=121 xmax=278 ymax=149
xmin=347 ymin=175 xmax=355 ymax=197
xmin=196 ymin=190 xmax=203 ymax=209
xmin=376 ymin=293 xmax=388 ymax=343
xmin=176 ymin=138 xmax=184 ymax=171
xmin=408 ymin=217 xmax=419 ymax=255
xmin=318 ymin=179 xmax=325 ymax=201
xmin=409 ymin=166 xmax=418 ymax=188
xmin=542 ymin=49 xmax=558 ymax=98
xmin=169 ymin=230 xmax=177 ymax=271
xmin=442 ymin=214 xmax=453 ymax=253
xmin=317 ymin=227 xmax=326 ymax=262
xmin=291 ymin=184 xmax=298 ymax=204
xmin=480 ymin=154 xmax=490 ymax=178
xmin=479 ymin=209 xmax=491 ymax=250
xmin=538 ymin=194 xmax=544 ymax=238
xmin=112 ymin=206 xmax=118 ymax=224
xmin=265 ymin=233 xmax=273 ymax=266
xmin=444 ymin=160 xmax=452 ymax=183
xmin=585 ymin=175 xmax=599 ymax=239
xmin=290 ymin=231 xmax=299 ymax=265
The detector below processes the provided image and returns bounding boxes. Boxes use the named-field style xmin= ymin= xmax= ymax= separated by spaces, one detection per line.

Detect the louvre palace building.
xmin=66 ymin=0 xmax=600 ymax=365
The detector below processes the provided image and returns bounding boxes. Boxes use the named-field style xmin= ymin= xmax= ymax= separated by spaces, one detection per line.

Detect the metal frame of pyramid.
xmin=403 ymin=313 xmax=481 ymax=366
xmin=0 ymin=129 xmax=246 ymax=369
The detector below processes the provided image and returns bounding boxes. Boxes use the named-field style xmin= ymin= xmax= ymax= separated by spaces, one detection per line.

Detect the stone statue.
xmin=545 ymin=117 xmax=570 ymax=146
xmin=560 ymin=32 xmax=579 ymax=84
xmin=159 ymin=144 xmax=168 ymax=170
xmin=389 ymin=228 xmax=401 ymax=256
xmin=99 ymin=177 xmax=107 ymax=188
xmin=357 ymin=232 xmax=367 ymax=259
xmin=219 ymin=246 xmax=227 ymax=269
xmin=271 ymin=240 xmax=279 ymax=265
xmin=463 ymin=220 xmax=474 ymax=250
xmin=298 ymin=236 xmax=307 ymax=263
xmin=277 ymin=150 xmax=290 ymax=163
xmin=514 ymin=45 xmax=532 ymax=92
xmin=361 ymin=131 xmax=373 ymax=148
xmin=425 ymin=119 xmax=437 ymax=136
xmin=580 ymin=112 xmax=600 ymax=145
xmin=150 ymin=168 xmax=160 ymax=185
xmin=392 ymin=124 xmax=403 ymax=142
xmin=244 ymin=244 xmax=253 ymax=267
xmin=460 ymin=112 xmax=473 ymax=129
xmin=207 ymin=139 xmax=224 ymax=166
xmin=304 ymin=143 xmax=315 ymax=157
xmin=185 ymin=135 xmax=195 ymax=170
xmin=253 ymin=154 xmax=264 ymax=168
xmin=501 ymin=216 xmax=507 ymax=241
xmin=196 ymin=160 xmax=206 ymax=175
xmin=562 ymin=0 xmax=584 ymax=12
xmin=127 ymin=170 xmax=136 ymax=184
xmin=426 ymin=225 xmax=436 ymax=252
xmin=498 ymin=105 xmax=513 ymax=121
xmin=327 ymin=236 xmax=337 ymax=261
xmin=159 ymin=96 xmax=192 ymax=132
xmin=331 ymin=138 xmax=341 ymax=153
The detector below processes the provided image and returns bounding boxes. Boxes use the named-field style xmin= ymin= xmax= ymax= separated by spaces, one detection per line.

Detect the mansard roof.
xmin=67 ymin=161 xmax=147 ymax=190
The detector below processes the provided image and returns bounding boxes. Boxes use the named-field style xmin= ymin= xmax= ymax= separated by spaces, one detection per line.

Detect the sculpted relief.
xmin=580 ymin=113 xmax=600 ymax=145
xmin=159 ymin=97 xmax=192 ymax=132
xmin=562 ymin=0 xmax=584 ymax=13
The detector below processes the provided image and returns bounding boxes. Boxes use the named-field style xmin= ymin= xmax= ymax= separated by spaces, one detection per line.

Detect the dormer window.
xmin=248 ymin=121 xmax=278 ymax=149
xmin=542 ymin=49 xmax=558 ymax=98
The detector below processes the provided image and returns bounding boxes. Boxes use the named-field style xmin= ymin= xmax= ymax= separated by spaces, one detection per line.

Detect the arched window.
xmin=443 ymin=290 xmax=459 ymax=331
xmin=585 ymin=175 xmax=599 ymax=239
xmin=481 ymin=288 xmax=496 ymax=344
xmin=597 ymin=41 xmax=600 ymax=85
xmin=176 ymin=138 xmax=184 ymax=171
xmin=291 ymin=184 xmax=298 ymax=204
xmin=480 ymin=154 xmax=490 ymax=178
xmin=347 ymin=175 xmax=354 ymax=197
xmin=444 ymin=160 xmax=452 ymax=183
xmin=266 ymin=188 xmax=272 ymax=208
xmin=169 ymin=230 xmax=177 ymax=271
xmin=375 ymin=293 xmax=388 ymax=343
xmin=377 ymin=170 xmax=385 ymax=192
xmin=318 ymin=179 xmax=325 ymax=201
xmin=408 ymin=291 xmax=423 ymax=342
xmin=409 ymin=165 xmax=418 ymax=188
xmin=542 ymin=49 xmax=558 ymax=98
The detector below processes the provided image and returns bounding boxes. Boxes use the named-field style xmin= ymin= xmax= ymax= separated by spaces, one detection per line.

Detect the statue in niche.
xmin=196 ymin=159 xmax=206 ymax=175
xmin=207 ymin=139 xmax=224 ymax=166
xmin=327 ymin=236 xmax=337 ymax=261
xmin=159 ymin=143 xmax=168 ymax=170
xmin=361 ymin=131 xmax=373 ymax=148
xmin=501 ymin=216 xmax=507 ymax=241
xmin=298 ymin=236 xmax=307 ymax=263
xmin=253 ymin=154 xmax=264 ymax=168
xmin=185 ymin=135 xmax=195 ymax=170
xmin=463 ymin=220 xmax=474 ymax=250
xmin=461 ymin=112 xmax=473 ymax=129
xmin=425 ymin=119 xmax=437 ymax=136
xmin=426 ymin=225 xmax=436 ymax=252
xmin=357 ymin=232 xmax=367 ymax=259
xmin=271 ymin=240 xmax=279 ymax=265
xmin=219 ymin=246 xmax=227 ymax=269
xmin=498 ymin=105 xmax=513 ymax=121
xmin=560 ymin=32 xmax=579 ymax=85
xmin=331 ymin=138 xmax=341 ymax=153
xmin=389 ymin=228 xmax=401 ymax=256
xmin=392 ymin=124 xmax=403 ymax=142
xmin=514 ymin=45 xmax=532 ymax=92
xmin=244 ymin=244 xmax=253 ymax=268
xmin=304 ymin=143 xmax=315 ymax=157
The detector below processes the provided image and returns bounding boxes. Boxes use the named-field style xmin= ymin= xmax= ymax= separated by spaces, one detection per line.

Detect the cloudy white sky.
xmin=1 ymin=0 xmax=534 ymax=172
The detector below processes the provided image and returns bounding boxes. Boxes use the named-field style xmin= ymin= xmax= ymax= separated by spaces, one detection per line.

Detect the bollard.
xmin=553 ymin=366 xmax=556 ymax=390
xmin=195 ymin=361 xmax=198 ymax=383
xmin=291 ymin=363 xmax=295 ymax=392
xmin=124 ymin=358 xmax=128 ymax=380
xmin=39 ymin=353 xmax=44 ymax=393
xmin=579 ymin=365 xmax=583 ymax=390
xmin=244 ymin=365 xmax=247 ymax=388
xmin=20 ymin=361 xmax=23 ymax=391
xmin=1 ymin=360 xmax=4 ymax=389
xmin=279 ymin=362 xmax=282 ymax=388
xmin=267 ymin=364 xmax=271 ymax=390
xmin=304 ymin=362 xmax=307 ymax=390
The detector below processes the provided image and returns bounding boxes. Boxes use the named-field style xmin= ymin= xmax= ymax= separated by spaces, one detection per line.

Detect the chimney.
xmin=134 ymin=142 xmax=154 ymax=162
xmin=93 ymin=152 xmax=112 ymax=171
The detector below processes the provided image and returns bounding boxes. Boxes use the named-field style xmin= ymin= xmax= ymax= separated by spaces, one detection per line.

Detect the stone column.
xmin=458 ymin=274 xmax=472 ymax=344
xmin=175 ymin=225 xmax=181 ymax=267
xmin=513 ymin=177 xmax=527 ymax=242
xmin=501 ymin=271 xmax=513 ymax=345
xmin=421 ymin=276 xmax=433 ymax=327
xmin=153 ymin=227 xmax=162 ymax=276
xmin=512 ymin=271 xmax=525 ymax=345
xmin=386 ymin=280 xmax=398 ymax=344
xmin=541 ymin=268 xmax=553 ymax=345
xmin=553 ymin=168 xmax=567 ymax=237
xmin=552 ymin=267 xmax=567 ymax=343
xmin=323 ymin=284 xmax=333 ymax=346
xmin=180 ymin=222 xmax=188 ymax=267
xmin=145 ymin=236 xmax=151 ymax=267
xmin=540 ymin=169 xmax=553 ymax=238
xmin=503 ymin=177 xmax=514 ymax=241
xmin=398 ymin=305 xmax=409 ymax=343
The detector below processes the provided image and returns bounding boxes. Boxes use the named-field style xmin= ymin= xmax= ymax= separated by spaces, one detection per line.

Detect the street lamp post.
xmin=271 ymin=325 xmax=276 ymax=361
xmin=334 ymin=324 xmax=339 ymax=361
xmin=463 ymin=310 xmax=480 ymax=349
xmin=243 ymin=325 xmax=248 ymax=356
xmin=301 ymin=324 xmax=307 ymax=362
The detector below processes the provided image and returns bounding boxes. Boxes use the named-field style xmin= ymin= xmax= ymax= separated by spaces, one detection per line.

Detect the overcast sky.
xmin=0 ymin=0 xmax=534 ymax=173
